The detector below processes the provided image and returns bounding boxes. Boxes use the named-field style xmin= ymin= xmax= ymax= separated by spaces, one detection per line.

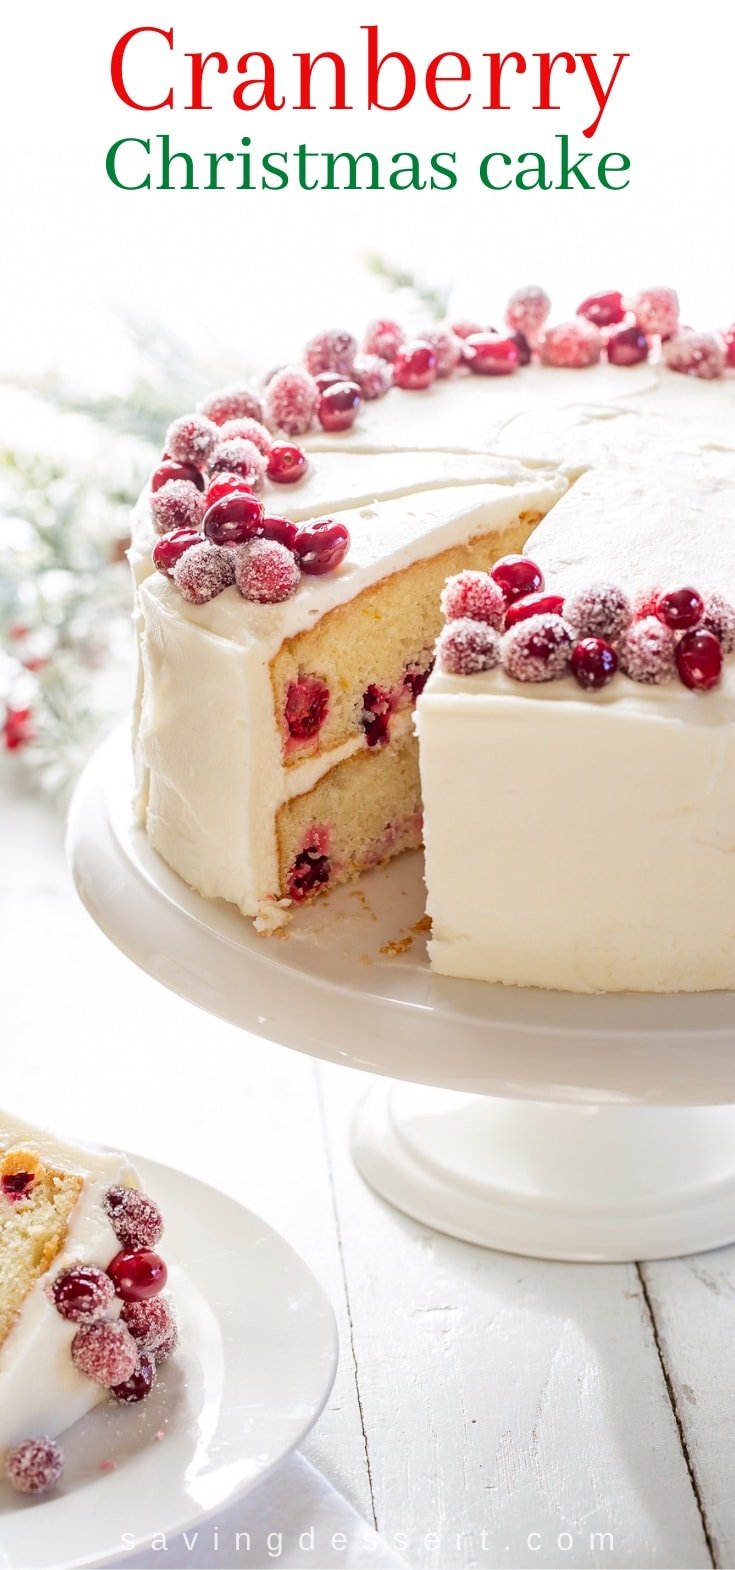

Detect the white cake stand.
xmin=67 ymin=730 xmax=735 ymax=1264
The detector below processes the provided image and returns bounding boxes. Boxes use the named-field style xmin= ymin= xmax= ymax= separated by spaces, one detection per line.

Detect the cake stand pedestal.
xmin=68 ymin=731 xmax=735 ymax=1263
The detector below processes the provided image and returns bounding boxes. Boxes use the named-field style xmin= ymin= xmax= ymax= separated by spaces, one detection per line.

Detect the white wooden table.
xmin=3 ymin=769 xmax=732 ymax=1569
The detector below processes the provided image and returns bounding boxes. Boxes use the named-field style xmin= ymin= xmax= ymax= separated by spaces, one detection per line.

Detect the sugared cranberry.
xmin=463 ymin=333 xmax=519 ymax=376
xmin=172 ymin=542 xmax=234 ymax=604
xmin=361 ymin=684 xmax=394 ymax=747
xmin=676 ymin=629 xmax=723 ymax=691
xmin=72 ymin=1320 xmax=139 ymax=1386
xmin=285 ymin=677 xmax=330 ymax=741
xmin=122 ymin=1295 xmax=176 ymax=1352
xmin=504 ymin=285 xmax=551 ymax=344
xmin=209 ymin=437 xmax=267 ymax=487
xmin=288 ymin=851 xmax=331 ymax=902
xmin=111 ymin=1352 xmax=157 ymax=1405
xmin=108 ymin=1249 xmax=168 ymax=1303
xmin=164 ymin=413 xmax=217 ymax=468
xmin=663 ymin=331 xmax=726 ymax=379
xmin=437 ymin=620 xmax=501 ymax=677
xmin=6 ymin=1438 xmax=64 ymax=1496
xmin=153 ymin=1323 xmax=179 ymax=1364
xmin=565 ymin=582 xmax=632 ymax=641
xmin=393 ymin=340 xmax=438 ymax=391
xmin=571 ymin=638 xmax=618 ymax=690
xmin=151 ymin=461 xmax=205 ymax=493
xmin=724 ymin=325 xmax=735 ymax=368
xmin=702 ymin=592 xmax=735 ymax=654
xmin=441 ymin=571 xmax=505 ymax=628
xmin=451 ymin=319 xmax=486 ymax=340
xmin=152 ymin=528 xmax=202 ymax=578
xmin=234 ymin=539 xmax=301 ymax=603
xmin=421 ymin=325 xmax=462 ymax=378
xmin=52 ymin=1266 xmax=116 ymax=1323
xmin=538 ymin=319 xmax=602 ymax=368
xmin=491 ymin=555 xmax=544 ymax=604
xmin=304 ymin=328 xmax=357 ymax=378
xmin=631 ymin=286 xmax=679 ymax=338
xmin=205 ymin=474 xmax=252 ymax=508
xmin=2 ymin=1171 xmax=34 ymax=1201
xmin=203 ymin=492 xmax=266 ymax=547
xmin=104 ymin=1187 xmax=163 ymax=1251
xmin=363 ymin=318 xmax=405 ymax=362
xmin=606 ymin=325 xmax=649 ymax=366
xmin=618 ymin=618 xmax=676 ymax=684
xmin=198 ymin=385 xmax=263 ymax=426
xmin=655 ymin=587 xmax=704 ymax=631
xmin=267 ymin=443 xmax=309 ymax=484
xmin=632 ymin=586 xmax=663 ymax=621
xmin=264 ymin=367 xmax=319 ymax=436
xmin=351 ymin=352 xmax=393 ymax=400
xmin=294 ymin=519 xmax=350 ymax=575
xmin=150 ymin=480 xmax=206 ymax=536
xmin=318 ymin=380 xmax=362 ymax=433
xmin=504 ymin=592 xmax=565 ymax=629
xmin=577 ymin=290 xmax=626 ymax=328
xmin=217 ymin=417 xmax=272 ymax=455
xmin=501 ymin=615 xmax=573 ymax=683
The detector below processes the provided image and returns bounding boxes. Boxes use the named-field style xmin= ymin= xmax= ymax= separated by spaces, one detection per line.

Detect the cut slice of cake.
xmin=0 ymin=1112 xmax=176 ymax=1495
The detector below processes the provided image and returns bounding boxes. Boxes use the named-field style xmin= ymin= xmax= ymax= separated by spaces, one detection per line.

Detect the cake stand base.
xmin=352 ymin=1084 xmax=735 ymax=1261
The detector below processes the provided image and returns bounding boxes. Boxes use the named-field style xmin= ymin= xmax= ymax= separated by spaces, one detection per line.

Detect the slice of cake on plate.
xmin=0 ymin=1111 xmax=177 ymax=1496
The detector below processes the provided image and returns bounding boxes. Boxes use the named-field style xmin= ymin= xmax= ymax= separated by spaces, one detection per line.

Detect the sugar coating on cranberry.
xmin=420 ymin=325 xmax=462 ymax=378
xmin=502 ymin=615 xmax=573 ymax=682
xmin=108 ymin=1249 xmax=168 ymax=1303
xmin=264 ymin=367 xmax=319 ymax=436
xmin=72 ymin=1319 xmax=139 ymax=1386
xmin=153 ymin=1323 xmax=179 ymax=1364
xmin=172 ymin=542 xmax=235 ymax=604
xmin=52 ymin=1266 xmax=116 ymax=1324
xmin=363 ymin=318 xmax=405 ymax=362
xmin=267 ymin=443 xmax=309 ymax=484
xmin=121 ymin=1295 xmax=176 ymax=1352
xmin=676 ymin=629 xmax=724 ymax=691
xmin=702 ymin=592 xmax=735 ymax=654
xmin=111 ymin=1351 xmax=157 ymax=1405
xmin=441 ymin=571 xmax=505 ymax=629
xmin=606 ymin=325 xmax=649 ymax=367
xmin=538 ymin=319 xmax=602 ymax=369
xmin=577 ymin=290 xmax=626 ymax=329
xmin=437 ymin=618 xmax=501 ymax=676
xmin=631 ymin=286 xmax=679 ymax=338
xmin=393 ymin=340 xmax=438 ymax=391
xmin=351 ymin=352 xmax=393 ymax=400
xmin=285 ymin=676 xmax=330 ymax=741
xmin=491 ymin=555 xmax=544 ymax=604
xmin=304 ymin=329 xmax=357 ymax=378
xmin=150 ymin=480 xmax=206 ymax=537
xmin=655 ymin=587 xmax=704 ymax=631
xmin=209 ymin=438 xmax=268 ymax=487
xmin=504 ymin=285 xmax=551 ymax=344
xmin=662 ymin=331 xmax=725 ymax=380
xmin=5 ymin=1437 xmax=64 ymax=1496
xmin=571 ymin=638 xmax=618 ymax=691
xmin=632 ymin=586 xmax=663 ymax=621
xmin=235 ymin=539 xmax=301 ymax=603
xmin=104 ymin=1187 xmax=164 ymax=1251
xmin=564 ymin=583 xmax=632 ymax=641
xmin=197 ymin=385 xmax=263 ymax=426
xmin=217 ymin=417 xmax=272 ymax=455
xmin=164 ymin=414 xmax=217 ymax=468
xmin=451 ymin=319 xmax=485 ymax=340
xmin=617 ymin=618 xmax=676 ymax=684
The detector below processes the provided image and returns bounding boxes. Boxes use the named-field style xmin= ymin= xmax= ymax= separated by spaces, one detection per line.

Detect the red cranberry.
xmin=577 ymin=290 xmax=626 ymax=328
xmin=104 ymin=1187 xmax=163 ymax=1250
xmin=504 ymin=592 xmax=565 ymax=629
xmin=606 ymin=325 xmax=649 ymax=366
xmin=205 ymin=474 xmax=252 ymax=508
xmin=2 ymin=1171 xmax=34 ymax=1201
xmin=235 ymin=539 xmax=301 ymax=603
xmin=6 ymin=1438 xmax=64 ymax=1496
xmin=361 ymin=684 xmax=393 ymax=747
xmin=571 ymin=638 xmax=619 ymax=690
xmin=491 ymin=555 xmax=544 ymax=604
xmin=151 ymin=461 xmax=204 ymax=493
xmin=52 ymin=1266 xmax=116 ymax=1323
xmin=288 ymin=851 xmax=331 ymax=901
xmin=676 ymin=629 xmax=723 ymax=691
xmin=108 ymin=1249 xmax=167 ymax=1303
xmin=152 ymin=528 xmax=202 ymax=577
xmin=724 ymin=324 xmax=735 ymax=368
xmin=404 ymin=662 xmax=433 ymax=700
xmin=203 ymin=493 xmax=265 ymax=546
xmin=122 ymin=1296 xmax=176 ymax=1352
xmin=393 ymin=341 xmax=438 ymax=391
xmin=154 ymin=1324 xmax=179 ymax=1364
xmin=267 ymin=444 xmax=309 ymax=484
xmin=294 ymin=519 xmax=350 ymax=575
xmin=510 ymin=330 xmax=532 ymax=366
xmin=464 ymin=333 xmax=520 ymax=376
xmin=655 ymin=587 xmax=704 ymax=631
xmin=285 ymin=677 xmax=330 ymax=741
xmin=72 ymin=1320 xmax=138 ymax=1386
xmin=318 ymin=380 xmax=362 ymax=432
xmin=258 ymin=516 xmax=300 ymax=551
xmin=111 ymin=1351 xmax=157 ymax=1405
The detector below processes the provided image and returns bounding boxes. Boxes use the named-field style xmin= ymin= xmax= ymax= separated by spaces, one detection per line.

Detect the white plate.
xmin=0 ymin=1156 xmax=337 ymax=1570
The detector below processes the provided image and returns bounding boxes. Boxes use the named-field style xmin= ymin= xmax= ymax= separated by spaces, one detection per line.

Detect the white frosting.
xmin=0 ymin=1112 xmax=138 ymax=1460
